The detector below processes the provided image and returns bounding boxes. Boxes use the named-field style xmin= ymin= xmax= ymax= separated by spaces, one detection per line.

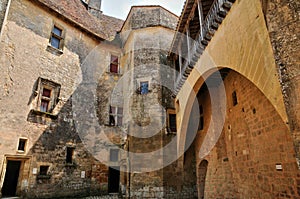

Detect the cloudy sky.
xmin=102 ymin=0 xmax=186 ymax=20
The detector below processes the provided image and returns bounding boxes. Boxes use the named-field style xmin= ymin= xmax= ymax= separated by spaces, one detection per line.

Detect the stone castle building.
xmin=0 ymin=0 xmax=299 ymax=198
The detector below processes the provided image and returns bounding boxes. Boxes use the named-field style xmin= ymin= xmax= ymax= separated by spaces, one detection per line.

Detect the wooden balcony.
xmin=172 ymin=0 xmax=236 ymax=98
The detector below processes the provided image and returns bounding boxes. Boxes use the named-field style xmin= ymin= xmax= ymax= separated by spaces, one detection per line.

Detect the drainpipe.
xmin=0 ymin=0 xmax=12 ymax=40
xmin=197 ymin=0 xmax=204 ymax=40
xmin=186 ymin=27 xmax=190 ymax=64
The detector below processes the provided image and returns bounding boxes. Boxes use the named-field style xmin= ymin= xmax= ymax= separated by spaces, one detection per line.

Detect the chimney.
xmin=85 ymin=0 xmax=102 ymax=18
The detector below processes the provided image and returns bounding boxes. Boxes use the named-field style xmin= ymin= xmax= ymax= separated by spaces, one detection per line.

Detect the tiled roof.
xmin=32 ymin=0 xmax=124 ymax=41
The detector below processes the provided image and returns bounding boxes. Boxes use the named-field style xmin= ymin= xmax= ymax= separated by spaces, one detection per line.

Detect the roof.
xmin=32 ymin=0 xmax=124 ymax=41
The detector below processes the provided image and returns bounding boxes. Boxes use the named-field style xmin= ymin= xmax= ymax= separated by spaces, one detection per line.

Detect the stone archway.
xmin=176 ymin=0 xmax=289 ymax=158
xmin=198 ymin=160 xmax=208 ymax=199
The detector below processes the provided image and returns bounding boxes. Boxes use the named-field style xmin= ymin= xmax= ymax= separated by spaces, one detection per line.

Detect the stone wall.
xmin=264 ymin=0 xmax=300 ymax=166
xmin=120 ymin=7 xmax=180 ymax=198
xmin=0 ymin=0 xmax=122 ymax=198
xmin=122 ymin=6 xmax=178 ymax=32
xmin=193 ymin=70 xmax=299 ymax=198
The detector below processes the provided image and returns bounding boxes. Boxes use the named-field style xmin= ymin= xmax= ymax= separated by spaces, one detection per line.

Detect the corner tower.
xmin=118 ymin=6 xmax=192 ymax=198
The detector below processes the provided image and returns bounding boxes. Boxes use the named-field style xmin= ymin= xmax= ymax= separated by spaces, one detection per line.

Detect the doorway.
xmin=2 ymin=160 xmax=22 ymax=197
xmin=108 ymin=166 xmax=120 ymax=193
xmin=198 ymin=160 xmax=208 ymax=199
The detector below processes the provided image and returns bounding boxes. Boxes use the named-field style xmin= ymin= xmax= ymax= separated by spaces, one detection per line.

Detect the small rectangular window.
xmin=40 ymin=87 xmax=52 ymax=112
xmin=109 ymin=106 xmax=123 ymax=126
xmin=110 ymin=55 xmax=119 ymax=73
xmin=39 ymin=166 xmax=49 ymax=176
xmin=232 ymin=91 xmax=238 ymax=106
xmin=66 ymin=147 xmax=74 ymax=164
xmin=50 ymin=26 xmax=63 ymax=49
xmin=199 ymin=105 xmax=204 ymax=130
xmin=18 ymin=138 xmax=27 ymax=151
xmin=36 ymin=78 xmax=61 ymax=113
xmin=169 ymin=114 xmax=177 ymax=132
xmin=110 ymin=149 xmax=119 ymax=162
xmin=175 ymin=57 xmax=180 ymax=72
xmin=140 ymin=81 xmax=149 ymax=95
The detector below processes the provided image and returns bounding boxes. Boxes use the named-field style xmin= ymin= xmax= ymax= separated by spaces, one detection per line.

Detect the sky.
xmin=102 ymin=0 xmax=186 ymax=20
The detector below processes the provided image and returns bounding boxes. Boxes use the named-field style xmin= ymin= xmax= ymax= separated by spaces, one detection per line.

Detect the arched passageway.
xmin=179 ymin=69 xmax=297 ymax=198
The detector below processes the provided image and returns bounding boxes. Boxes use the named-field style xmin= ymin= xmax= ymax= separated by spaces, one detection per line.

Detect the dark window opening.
xmin=50 ymin=26 xmax=63 ymax=49
xmin=199 ymin=105 xmax=204 ymax=130
xmin=17 ymin=138 xmax=27 ymax=151
xmin=110 ymin=55 xmax=119 ymax=73
xmin=42 ymin=88 xmax=51 ymax=97
xmin=39 ymin=166 xmax=49 ymax=176
xmin=175 ymin=57 xmax=180 ymax=72
xmin=169 ymin=114 xmax=177 ymax=132
xmin=110 ymin=149 xmax=119 ymax=162
xmin=140 ymin=81 xmax=149 ymax=95
xmin=232 ymin=91 xmax=238 ymax=106
xmin=199 ymin=117 xmax=204 ymax=130
xmin=66 ymin=147 xmax=74 ymax=164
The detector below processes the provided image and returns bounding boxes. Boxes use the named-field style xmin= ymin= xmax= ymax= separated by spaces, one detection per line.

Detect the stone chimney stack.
xmin=87 ymin=0 xmax=102 ymax=18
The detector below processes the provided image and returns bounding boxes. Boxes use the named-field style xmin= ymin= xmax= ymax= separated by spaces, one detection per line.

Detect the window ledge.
xmin=46 ymin=44 xmax=63 ymax=55
xmin=27 ymin=109 xmax=58 ymax=125
xmin=65 ymin=163 xmax=76 ymax=167
xmin=106 ymin=71 xmax=122 ymax=76
xmin=16 ymin=150 xmax=25 ymax=154
xmin=104 ymin=123 xmax=123 ymax=128
xmin=166 ymin=129 xmax=177 ymax=135
xmin=29 ymin=109 xmax=58 ymax=119
xmin=37 ymin=175 xmax=51 ymax=179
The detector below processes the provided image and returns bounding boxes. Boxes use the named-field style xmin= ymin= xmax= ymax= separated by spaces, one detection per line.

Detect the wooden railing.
xmin=173 ymin=0 xmax=235 ymax=97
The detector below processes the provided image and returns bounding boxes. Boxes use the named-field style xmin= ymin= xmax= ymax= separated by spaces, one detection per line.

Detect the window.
xmin=40 ymin=88 xmax=51 ymax=112
xmin=175 ymin=57 xmax=180 ymax=72
xmin=39 ymin=166 xmax=49 ymax=176
xmin=36 ymin=78 xmax=61 ymax=113
xmin=232 ymin=91 xmax=238 ymax=106
xmin=109 ymin=106 xmax=123 ymax=126
xmin=66 ymin=147 xmax=74 ymax=164
xmin=140 ymin=81 xmax=149 ymax=95
xmin=110 ymin=55 xmax=119 ymax=73
xmin=169 ymin=114 xmax=177 ymax=132
xmin=17 ymin=138 xmax=27 ymax=152
xmin=110 ymin=149 xmax=119 ymax=162
xmin=136 ymin=78 xmax=151 ymax=95
xmin=50 ymin=25 xmax=64 ymax=50
xmin=199 ymin=105 xmax=204 ymax=130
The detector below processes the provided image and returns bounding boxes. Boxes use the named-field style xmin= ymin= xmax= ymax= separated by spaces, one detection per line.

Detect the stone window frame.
xmin=109 ymin=53 xmax=121 ymax=74
xmin=136 ymin=77 xmax=151 ymax=95
xmin=16 ymin=137 xmax=28 ymax=154
xmin=109 ymin=106 xmax=123 ymax=126
xmin=39 ymin=165 xmax=49 ymax=176
xmin=37 ymin=164 xmax=51 ymax=179
xmin=35 ymin=78 xmax=61 ymax=114
xmin=167 ymin=109 xmax=177 ymax=134
xmin=47 ymin=23 xmax=66 ymax=55
xmin=66 ymin=146 xmax=75 ymax=166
